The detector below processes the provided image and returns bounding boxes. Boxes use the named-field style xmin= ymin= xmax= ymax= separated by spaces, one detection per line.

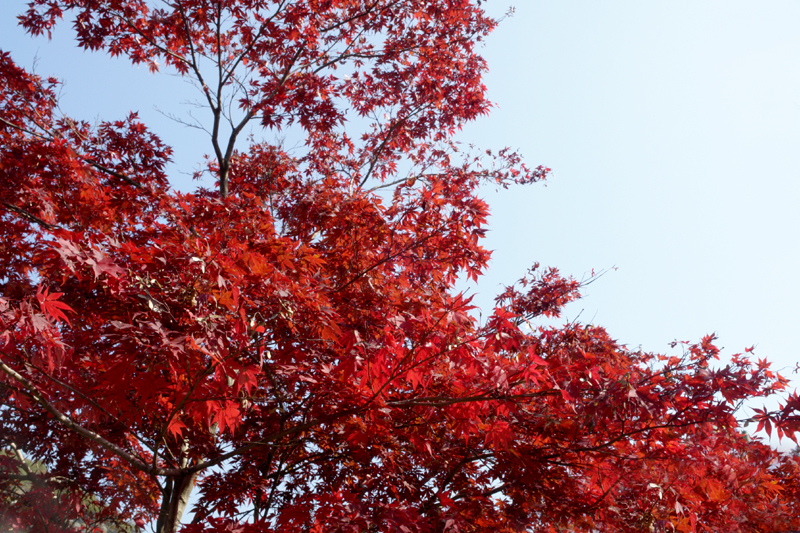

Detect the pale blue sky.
xmin=2 ymin=1 xmax=799 ymax=448
xmin=464 ymin=1 xmax=800 ymax=391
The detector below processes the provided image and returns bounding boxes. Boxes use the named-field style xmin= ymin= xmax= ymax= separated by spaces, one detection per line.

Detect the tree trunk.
xmin=219 ymin=164 xmax=229 ymax=198
xmin=155 ymin=472 xmax=197 ymax=533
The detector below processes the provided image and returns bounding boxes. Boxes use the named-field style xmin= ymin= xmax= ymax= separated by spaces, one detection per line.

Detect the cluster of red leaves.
xmin=2 ymin=2 xmax=800 ymax=533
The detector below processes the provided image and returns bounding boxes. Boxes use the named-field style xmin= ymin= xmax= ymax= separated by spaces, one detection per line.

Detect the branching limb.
xmin=0 ymin=358 xmax=181 ymax=477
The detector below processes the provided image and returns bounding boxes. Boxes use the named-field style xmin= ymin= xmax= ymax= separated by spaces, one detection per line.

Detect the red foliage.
xmin=1 ymin=2 xmax=799 ymax=532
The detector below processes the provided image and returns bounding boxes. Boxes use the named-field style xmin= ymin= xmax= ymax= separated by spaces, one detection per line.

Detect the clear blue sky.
xmin=3 ymin=1 xmax=799 ymax=448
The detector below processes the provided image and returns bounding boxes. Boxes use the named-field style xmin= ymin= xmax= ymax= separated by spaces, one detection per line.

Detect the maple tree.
xmin=2 ymin=1 xmax=800 ymax=532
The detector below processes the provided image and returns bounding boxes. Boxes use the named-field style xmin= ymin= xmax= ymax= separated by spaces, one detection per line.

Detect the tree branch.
xmin=0 ymin=359 xmax=180 ymax=477
xmin=1 ymin=201 xmax=57 ymax=229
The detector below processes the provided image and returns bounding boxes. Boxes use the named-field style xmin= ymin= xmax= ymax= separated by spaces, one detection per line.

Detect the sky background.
xmin=2 ymin=0 xmax=799 ymax=451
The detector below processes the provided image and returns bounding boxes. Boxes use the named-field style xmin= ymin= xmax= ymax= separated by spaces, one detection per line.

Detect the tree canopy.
xmin=1 ymin=1 xmax=800 ymax=532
